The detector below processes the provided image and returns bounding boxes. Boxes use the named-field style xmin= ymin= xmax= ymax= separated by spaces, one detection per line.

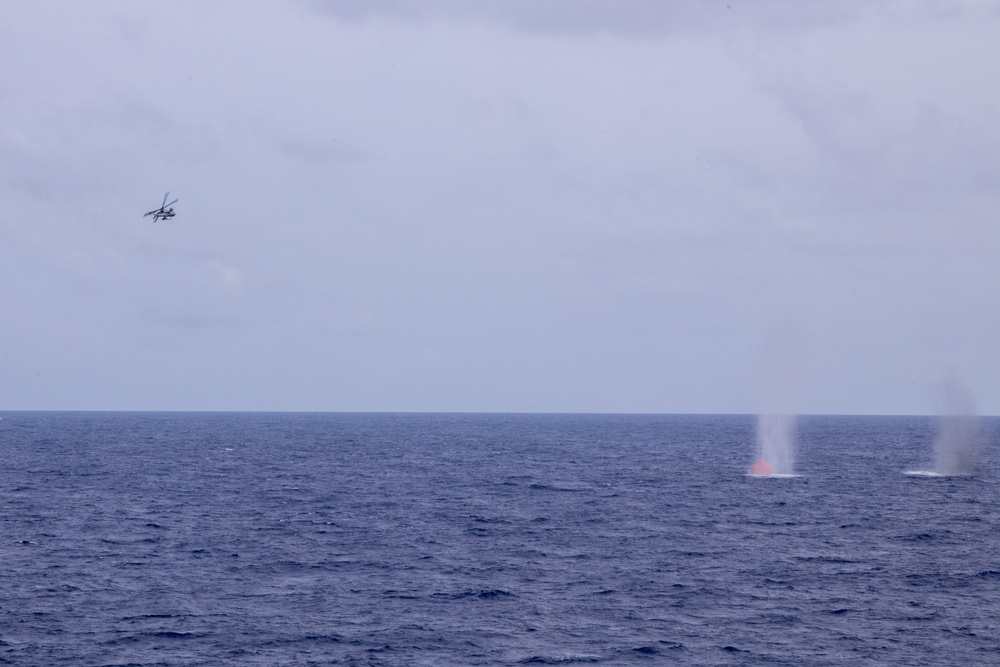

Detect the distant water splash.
xmin=751 ymin=323 xmax=806 ymax=478
xmin=933 ymin=374 xmax=981 ymax=476
xmin=752 ymin=413 xmax=796 ymax=476
xmin=906 ymin=371 xmax=982 ymax=478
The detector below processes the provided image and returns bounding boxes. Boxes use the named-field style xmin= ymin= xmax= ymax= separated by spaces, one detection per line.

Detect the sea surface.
xmin=1 ymin=412 xmax=999 ymax=666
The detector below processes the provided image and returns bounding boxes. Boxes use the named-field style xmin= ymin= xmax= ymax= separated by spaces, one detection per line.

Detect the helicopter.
xmin=144 ymin=192 xmax=178 ymax=222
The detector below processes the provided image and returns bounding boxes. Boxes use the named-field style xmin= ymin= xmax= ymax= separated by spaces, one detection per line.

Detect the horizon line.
xmin=0 ymin=409 xmax=992 ymax=418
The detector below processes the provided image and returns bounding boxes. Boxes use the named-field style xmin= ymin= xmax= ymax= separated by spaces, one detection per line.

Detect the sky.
xmin=2 ymin=0 xmax=999 ymax=414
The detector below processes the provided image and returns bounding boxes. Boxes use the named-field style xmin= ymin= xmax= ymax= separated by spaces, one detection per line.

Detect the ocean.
xmin=1 ymin=412 xmax=998 ymax=666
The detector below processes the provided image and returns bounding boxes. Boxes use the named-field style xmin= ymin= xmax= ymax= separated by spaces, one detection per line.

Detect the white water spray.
xmin=932 ymin=372 xmax=981 ymax=476
xmin=756 ymin=413 xmax=796 ymax=475
xmin=750 ymin=323 xmax=806 ymax=477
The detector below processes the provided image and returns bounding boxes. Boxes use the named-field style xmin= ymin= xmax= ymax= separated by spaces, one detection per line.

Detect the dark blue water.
xmin=1 ymin=412 xmax=999 ymax=666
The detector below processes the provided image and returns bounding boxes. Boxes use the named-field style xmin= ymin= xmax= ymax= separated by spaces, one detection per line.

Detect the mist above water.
xmin=756 ymin=413 xmax=796 ymax=475
xmin=933 ymin=373 xmax=982 ymax=476
xmin=753 ymin=324 xmax=806 ymax=476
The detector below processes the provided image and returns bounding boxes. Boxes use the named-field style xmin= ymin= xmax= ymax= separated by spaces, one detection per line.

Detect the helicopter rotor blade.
xmin=165 ymin=198 xmax=179 ymax=207
xmin=161 ymin=192 xmax=169 ymax=208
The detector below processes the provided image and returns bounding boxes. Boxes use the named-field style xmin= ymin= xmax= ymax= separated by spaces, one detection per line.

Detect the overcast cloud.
xmin=1 ymin=1 xmax=998 ymax=413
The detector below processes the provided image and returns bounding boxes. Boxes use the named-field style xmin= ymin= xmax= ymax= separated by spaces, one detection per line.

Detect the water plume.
xmin=932 ymin=372 xmax=981 ymax=476
xmin=750 ymin=323 xmax=805 ymax=477
xmin=755 ymin=413 xmax=796 ymax=475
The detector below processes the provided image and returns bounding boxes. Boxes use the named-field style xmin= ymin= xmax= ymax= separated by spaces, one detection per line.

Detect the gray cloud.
xmin=302 ymin=0 xmax=875 ymax=37
xmin=2 ymin=1 xmax=999 ymax=412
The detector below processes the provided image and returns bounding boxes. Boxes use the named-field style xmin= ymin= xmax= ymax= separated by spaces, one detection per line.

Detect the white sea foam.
xmin=903 ymin=470 xmax=974 ymax=478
